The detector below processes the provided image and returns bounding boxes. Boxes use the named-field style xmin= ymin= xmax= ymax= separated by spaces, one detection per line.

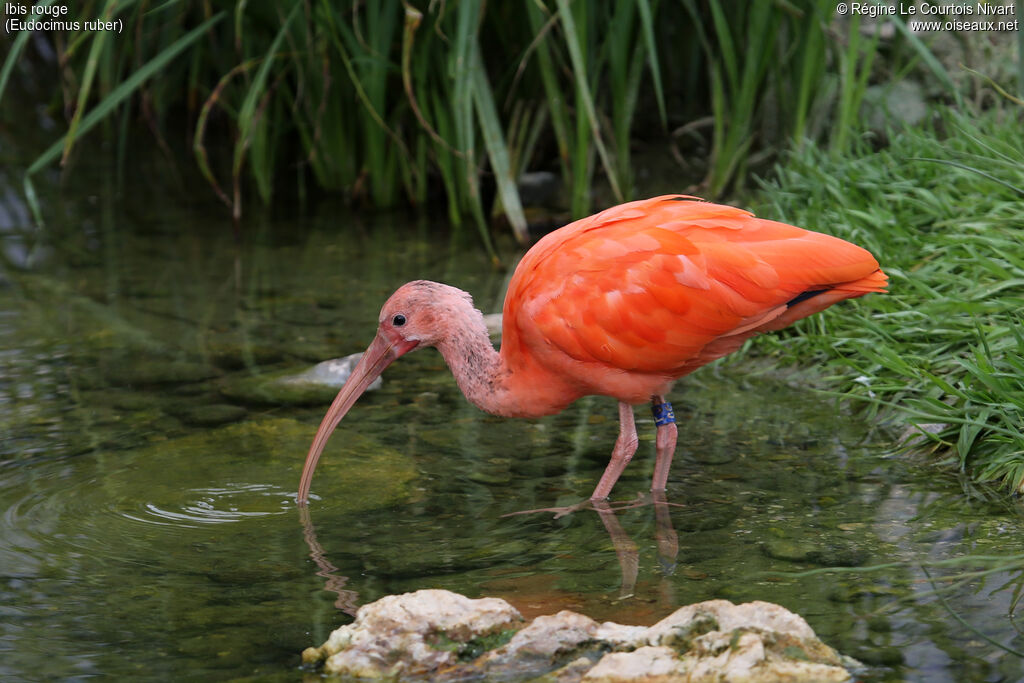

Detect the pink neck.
xmin=434 ymin=314 xmax=576 ymax=419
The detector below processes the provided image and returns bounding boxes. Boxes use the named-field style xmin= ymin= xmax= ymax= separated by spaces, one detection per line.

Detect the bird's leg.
xmin=591 ymin=402 xmax=638 ymax=500
xmin=650 ymin=395 xmax=677 ymax=492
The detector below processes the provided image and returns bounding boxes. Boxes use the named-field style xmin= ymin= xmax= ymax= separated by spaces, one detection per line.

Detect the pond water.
xmin=3 ymin=154 xmax=1024 ymax=683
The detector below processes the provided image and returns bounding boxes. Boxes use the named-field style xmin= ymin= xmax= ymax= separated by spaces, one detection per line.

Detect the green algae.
xmin=119 ymin=417 xmax=417 ymax=514
xmin=428 ymin=628 xmax=520 ymax=662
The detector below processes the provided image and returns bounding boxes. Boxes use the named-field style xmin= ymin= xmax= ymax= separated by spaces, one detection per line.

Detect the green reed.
xmin=5 ymin=0 xmax=946 ymax=246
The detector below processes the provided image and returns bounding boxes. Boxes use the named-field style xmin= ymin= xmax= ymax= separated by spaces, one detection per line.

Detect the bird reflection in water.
xmin=299 ymin=505 xmax=360 ymax=616
xmin=507 ymin=491 xmax=681 ymax=600
xmin=299 ymin=494 xmax=681 ymax=611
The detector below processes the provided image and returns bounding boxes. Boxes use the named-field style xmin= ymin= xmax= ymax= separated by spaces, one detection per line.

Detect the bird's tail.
xmin=758 ymin=268 xmax=888 ymax=332
xmin=834 ymin=267 xmax=889 ymax=294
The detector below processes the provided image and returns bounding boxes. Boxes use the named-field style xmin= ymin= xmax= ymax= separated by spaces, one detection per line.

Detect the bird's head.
xmin=297 ymin=280 xmax=475 ymax=503
xmin=376 ymin=280 xmax=476 ymax=349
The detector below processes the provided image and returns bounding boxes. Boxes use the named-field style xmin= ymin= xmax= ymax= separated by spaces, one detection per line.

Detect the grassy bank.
xmin=750 ymin=105 xmax=1024 ymax=493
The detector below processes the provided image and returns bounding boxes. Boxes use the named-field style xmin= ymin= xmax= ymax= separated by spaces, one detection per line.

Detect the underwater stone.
xmin=672 ymin=503 xmax=738 ymax=532
xmin=291 ymin=354 xmax=378 ymax=388
xmin=303 ymin=590 xmax=856 ymax=682
xmin=762 ymin=537 xmax=817 ymax=563
xmin=219 ymin=354 xmax=380 ymax=406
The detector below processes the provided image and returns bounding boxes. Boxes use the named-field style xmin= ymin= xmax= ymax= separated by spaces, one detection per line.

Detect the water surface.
xmin=2 ymin=156 xmax=1024 ymax=682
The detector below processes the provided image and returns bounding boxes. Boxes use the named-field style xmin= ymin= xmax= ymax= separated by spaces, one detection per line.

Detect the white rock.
xmin=646 ymin=599 xmax=816 ymax=646
xmin=285 ymin=353 xmax=382 ymax=390
xmin=584 ymin=646 xmax=688 ymax=681
xmin=306 ymin=589 xmax=523 ymax=678
xmin=594 ymin=621 xmax=649 ymax=649
xmin=303 ymin=590 xmax=855 ymax=682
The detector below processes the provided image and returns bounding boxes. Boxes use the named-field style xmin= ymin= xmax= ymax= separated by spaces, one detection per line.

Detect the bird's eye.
xmin=392 ymin=314 xmax=407 ymax=327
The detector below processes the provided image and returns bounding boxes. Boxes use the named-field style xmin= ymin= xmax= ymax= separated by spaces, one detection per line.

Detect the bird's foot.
xmin=502 ymin=492 xmax=682 ymax=519
xmin=594 ymin=491 xmax=686 ymax=513
xmin=501 ymin=499 xmax=595 ymax=519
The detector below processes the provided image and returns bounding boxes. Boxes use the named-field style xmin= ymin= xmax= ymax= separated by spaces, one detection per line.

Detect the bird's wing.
xmin=504 ymin=196 xmax=885 ymax=374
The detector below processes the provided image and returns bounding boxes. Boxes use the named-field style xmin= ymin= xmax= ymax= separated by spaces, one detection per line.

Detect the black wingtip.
xmin=786 ymin=288 xmax=828 ymax=307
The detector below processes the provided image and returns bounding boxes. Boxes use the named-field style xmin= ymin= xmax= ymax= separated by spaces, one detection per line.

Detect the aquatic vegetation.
xmin=3 ymin=1 xmax=950 ymax=246
xmin=751 ymin=105 xmax=1024 ymax=493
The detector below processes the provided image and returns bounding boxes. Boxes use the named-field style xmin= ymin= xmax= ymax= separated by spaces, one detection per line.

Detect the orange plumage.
xmin=497 ymin=195 xmax=886 ymax=414
xmin=298 ymin=195 xmax=887 ymax=503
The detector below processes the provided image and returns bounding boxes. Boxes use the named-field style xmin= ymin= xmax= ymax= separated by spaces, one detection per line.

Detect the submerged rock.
xmin=219 ymin=354 xmax=380 ymax=406
xmin=285 ymin=354 xmax=378 ymax=389
xmin=302 ymin=589 xmax=857 ymax=682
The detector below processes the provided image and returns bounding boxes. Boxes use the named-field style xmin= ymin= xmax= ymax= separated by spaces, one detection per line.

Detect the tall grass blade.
xmin=636 ymin=0 xmax=666 ymax=127
xmin=470 ymin=42 xmax=529 ymax=245
xmin=886 ymin=13 xmax=961 ymax=104
xmin=0 ymin=0 xmax=56 ymax=103
xmin=555 ymin=0 xmax=624 ymax=208
xmin=524 ymin=0 xmax=571 ymax=187
xmin=1018 ymin=19 xmax=1023 ymax=99
xmin=910 ymin=157 xmax=1024 ymax=197
xmin=320 ymin=3 xmax=408 ymax=162
xmin=23 ymin=11 xmax=226 ymax=226
xmin=62 ymin=0 xmax=117 ymax=164
xmin=194 ymin=60 xmax=258 ymax=209
xmin=450 ymin=0 xmax=498 ymax=258
xmin=792 ymin=5 xmax=827 ymax=142
xmin=232 ymin=4 xmax=299 ymax=210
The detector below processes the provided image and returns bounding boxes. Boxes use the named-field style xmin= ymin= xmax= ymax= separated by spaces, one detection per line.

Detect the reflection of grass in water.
xmin=751 ymin=106 xmax=1024 ymax=494
xmin=921 ymin=565 xmax=1024 ymax=659
xmin=764 ymin=553 xmax=1024 ymax=658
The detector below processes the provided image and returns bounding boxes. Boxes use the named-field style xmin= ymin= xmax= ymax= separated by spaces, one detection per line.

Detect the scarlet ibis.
xmin=297 ymin=196 xmax=886 ymax=503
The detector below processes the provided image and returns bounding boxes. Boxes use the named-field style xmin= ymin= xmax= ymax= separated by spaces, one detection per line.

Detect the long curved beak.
xmin=297 ymin=331 xmax=417 ymax=504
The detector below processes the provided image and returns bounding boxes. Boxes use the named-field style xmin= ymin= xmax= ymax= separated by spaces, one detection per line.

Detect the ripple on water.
xmin=125 ymin=483 xmax=292 ymax=528
xmin=2 ymin=415 xmax=417 ymax=572
xmin=2 ymin=471 xmax=296 ymax=561
xmin=1 ymin=457 xmax=298 ymax=569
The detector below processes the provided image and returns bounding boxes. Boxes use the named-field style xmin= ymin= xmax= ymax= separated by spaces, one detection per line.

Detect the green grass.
xmin=750 ymin=105 xmax=1024 ymax=493
xmin=4 ymin=1 xmax=948 ymax=245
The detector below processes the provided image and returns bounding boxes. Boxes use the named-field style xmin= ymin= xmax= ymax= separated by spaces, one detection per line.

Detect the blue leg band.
xmin=652 ymin=401 xmax=675 ymax=426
